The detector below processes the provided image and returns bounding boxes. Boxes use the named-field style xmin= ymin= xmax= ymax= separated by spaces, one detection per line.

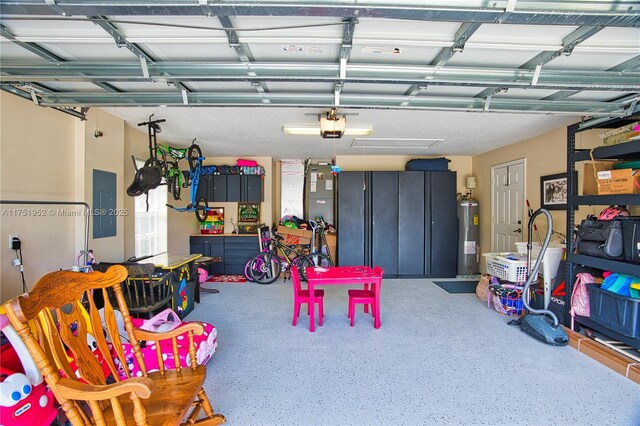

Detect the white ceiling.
xmin=1 ymin=1 xmax=639 ymax=160
xmin=101 ymin=106 xmax=577 ymax=159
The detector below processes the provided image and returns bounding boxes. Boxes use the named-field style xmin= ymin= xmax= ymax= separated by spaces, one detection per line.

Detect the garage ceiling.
xmin=1 ymin=1 xmax=639 ymax=159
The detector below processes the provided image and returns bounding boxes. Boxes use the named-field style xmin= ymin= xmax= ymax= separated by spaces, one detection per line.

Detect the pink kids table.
xmin=305 ymin=266 xmax=381 ymax=332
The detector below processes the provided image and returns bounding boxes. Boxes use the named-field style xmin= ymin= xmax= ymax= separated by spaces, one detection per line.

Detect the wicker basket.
xmin=475 ymin=274 xmax=491 ymax=302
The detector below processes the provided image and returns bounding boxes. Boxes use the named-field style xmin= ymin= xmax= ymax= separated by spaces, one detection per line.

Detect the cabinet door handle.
xmin=514 ymin=228 xmax=522 ymax=233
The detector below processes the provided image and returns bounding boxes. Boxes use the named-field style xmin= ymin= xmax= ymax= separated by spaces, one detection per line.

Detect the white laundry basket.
xmin=515 ymin=242 xmax=565 ymax=308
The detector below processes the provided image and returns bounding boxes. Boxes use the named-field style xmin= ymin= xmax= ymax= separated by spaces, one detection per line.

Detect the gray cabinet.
xmin=243 ymin=175 xmax=263 ymax=202
xmin=189 ymin=235 xmax=224 ymax=275
xmin=190 ymin=235 xmax=258 ymax=275
xmin=337 ymin=170 xmax=457 ymax=278
xmin=197 ymin=174 xmax=263 ymax=202
xmin=371 ymin=172 xmax=399 ymax=276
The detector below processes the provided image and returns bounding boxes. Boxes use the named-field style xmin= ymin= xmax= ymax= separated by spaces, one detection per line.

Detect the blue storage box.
xmin=405 ymin=158 xmax=451 ymax=171
xmin=588 ymin=284 xmax=640 ymax=338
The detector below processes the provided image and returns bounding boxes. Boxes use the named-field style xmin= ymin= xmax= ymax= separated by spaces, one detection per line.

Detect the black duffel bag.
xmin=620 ymin=217 xmax=640 ymax=264
xmin=575 ymin=217 xmax=624 ymax=260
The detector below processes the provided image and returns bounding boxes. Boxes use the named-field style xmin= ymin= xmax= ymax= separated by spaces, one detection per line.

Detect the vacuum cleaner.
xmin=510 ymin=208 xmax=569 ymax=346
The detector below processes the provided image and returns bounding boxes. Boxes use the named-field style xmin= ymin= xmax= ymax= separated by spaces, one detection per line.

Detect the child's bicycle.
xmin=166 ymin=152 xmax=209 ymax=223
xmin=138 ymin=115 xmax=202 ymax=201
xmin=243 ymin=227 xmax=274 ymax=282
xmin=247 ymin=229 xmax=331 ymax=284
xmin=155 ymin=139 xmax=201 ymax=201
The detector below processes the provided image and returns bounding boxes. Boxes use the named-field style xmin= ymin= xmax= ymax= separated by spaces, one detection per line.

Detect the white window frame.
xmin=134 ymin=159 xmax=167 ymax=257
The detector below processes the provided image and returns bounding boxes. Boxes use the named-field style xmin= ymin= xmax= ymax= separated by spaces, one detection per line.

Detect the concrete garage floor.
xmin=190 ymin=278 xmax=640 ymax=426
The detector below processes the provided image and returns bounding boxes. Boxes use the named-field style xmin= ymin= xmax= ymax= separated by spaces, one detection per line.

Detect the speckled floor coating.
xmin=188 ymin=278 xmax=640 ymax=426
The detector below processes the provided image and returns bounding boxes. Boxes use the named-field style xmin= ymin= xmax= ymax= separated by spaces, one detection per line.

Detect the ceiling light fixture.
xmin=283 ymin=126 xmax=373 ymax=136
xmin=284 ymin=108 xmax=373 ymax=138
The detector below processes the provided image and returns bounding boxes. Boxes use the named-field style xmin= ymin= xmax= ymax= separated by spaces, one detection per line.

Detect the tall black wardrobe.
xmin=337 ymin=170 xmax=457 ymax=278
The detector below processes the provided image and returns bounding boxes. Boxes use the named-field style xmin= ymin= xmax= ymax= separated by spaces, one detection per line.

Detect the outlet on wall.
xmin=9 ymin=234 xmax=20 ymax=250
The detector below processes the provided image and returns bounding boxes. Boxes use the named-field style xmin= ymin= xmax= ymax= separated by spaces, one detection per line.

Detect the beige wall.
xmin=1 ymin=93 xmax=78 ymax=300
xmin=472 ymin=125 xmax=617 ymax=262
xmin=82 ymin=109 xmax=125 ymax=263
xmin=0 ymin=94 xmax=128 ymax=301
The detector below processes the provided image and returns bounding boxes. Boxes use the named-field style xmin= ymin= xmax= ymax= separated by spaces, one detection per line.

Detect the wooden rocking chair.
xmin=3 ymin=265 xmax=225 ymax=426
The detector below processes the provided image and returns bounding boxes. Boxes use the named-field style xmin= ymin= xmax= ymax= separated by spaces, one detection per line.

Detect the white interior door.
xmin=492 ymin=160 xmax=525 ymax=252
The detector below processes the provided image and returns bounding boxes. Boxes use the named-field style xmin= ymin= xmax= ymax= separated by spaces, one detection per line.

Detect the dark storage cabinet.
xmin=337 ymin=170 xmax=457 ymax=278
xmin=197 ymin=174 xmax=263 ymax=202
xmin=224 ymin=236 xmax=258 ymax=275
xmin=337 ymin=172 xmax=366 ymax=266
xmin=371 ymin=172 xmax=399 ymax=276
xmin=190 ymin=235 xmax=257 ymax=275
xmin=189 ymin=235 xmax=224 ymax=275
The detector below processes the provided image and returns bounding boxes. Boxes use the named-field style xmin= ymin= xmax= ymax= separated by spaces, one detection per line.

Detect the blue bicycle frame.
xmin=166 ymin=156 xmax=209 ymax=221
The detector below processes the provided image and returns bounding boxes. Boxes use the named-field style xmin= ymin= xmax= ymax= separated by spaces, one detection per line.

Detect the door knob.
xmin=514 ymin=228 xmax=522 ymax=233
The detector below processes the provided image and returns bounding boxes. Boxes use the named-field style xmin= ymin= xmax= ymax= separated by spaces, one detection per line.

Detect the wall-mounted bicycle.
xmin=137 ymin=115 xmax=202 ymax=201
xmin=166 ymin=151 xmax=209 ymax=223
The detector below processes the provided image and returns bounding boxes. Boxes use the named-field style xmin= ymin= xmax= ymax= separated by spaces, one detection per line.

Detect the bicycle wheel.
xmin=194 ymin=196 xmax=208 ymax=222
xmin=298 ymin=253 xmax=332 ymax=280
xmin=249 ymin=252 xmax=281 ymax=285
xmin=170 ymin=174 xmax=181 ymax=200
xmin=243 ymin=259 xmax=255 ymax=282
xmin=188 ymin=144 xmax=202 ymax=173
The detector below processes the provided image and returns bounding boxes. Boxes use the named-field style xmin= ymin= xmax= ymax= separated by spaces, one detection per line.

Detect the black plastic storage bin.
xmin=588 ymin=284 xmax=640 ymax=338
xmin=405 ymin=157 xmax=450 ymax=171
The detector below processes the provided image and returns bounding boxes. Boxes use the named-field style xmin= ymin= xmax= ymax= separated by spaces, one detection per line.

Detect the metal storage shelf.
xmin=574 ymin=142 xmax=640 ymax=162
xmin=573 ymin=194 xmax=640 ymax=206
xmin=571 ymin=254 xmax=640 ymax=278
xmin=566 ymin=114 xmax=640 ymax=342
xmin=574 ymin=315 xmax=640 ymax=350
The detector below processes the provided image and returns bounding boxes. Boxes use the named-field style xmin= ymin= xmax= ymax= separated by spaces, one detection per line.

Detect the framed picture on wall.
xmin=238 ymin=203 xmax=260 ymax=223
xmin=540 ymin=172 xmax=577 ymax=210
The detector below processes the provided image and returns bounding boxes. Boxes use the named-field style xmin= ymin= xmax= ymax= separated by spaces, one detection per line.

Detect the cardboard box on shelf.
xmin=582 ymin=161 xmax=615 ymax=195
xmin=596 ymin=168 xmax=640 ymax=195
xmin=277 ymin=225 xmax=312 ymax=245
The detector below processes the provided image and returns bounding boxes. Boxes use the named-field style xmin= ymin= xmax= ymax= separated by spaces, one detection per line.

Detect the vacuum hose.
xmin=521 ymin=208 xmax=559 ymax=327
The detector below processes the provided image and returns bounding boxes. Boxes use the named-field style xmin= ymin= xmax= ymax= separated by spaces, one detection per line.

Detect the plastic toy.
xmin=0 ymin=314 xmax=59 ymax=426
xmin=102 ymin=308 xmax=217 ymax=379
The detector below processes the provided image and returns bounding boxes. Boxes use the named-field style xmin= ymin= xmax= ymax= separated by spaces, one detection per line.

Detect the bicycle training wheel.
xmin=249 ymin=253 xmax=281 ymax=285
xmin=188 ymin=144 xmax=202 ymax=173
xmin=194 ymin=196 xmax=208 ymax=222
